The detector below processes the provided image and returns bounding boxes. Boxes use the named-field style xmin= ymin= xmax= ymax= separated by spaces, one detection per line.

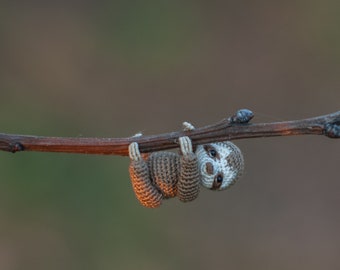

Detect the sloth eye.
xmin=209 ymin=149 xmax=217 ymax=158
xmin=211 ymin=173 xmax=224 ymax=190
xmin=204 ymin=145 xmax=219 ymax=159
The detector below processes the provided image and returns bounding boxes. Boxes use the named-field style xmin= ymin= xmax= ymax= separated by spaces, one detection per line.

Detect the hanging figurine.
xmin=128 ymin=121 xmax=245 ymax=208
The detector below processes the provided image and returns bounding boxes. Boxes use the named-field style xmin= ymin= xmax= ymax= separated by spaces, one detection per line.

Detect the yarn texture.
xmin=128 ymin=137 xmax=244 ymax=208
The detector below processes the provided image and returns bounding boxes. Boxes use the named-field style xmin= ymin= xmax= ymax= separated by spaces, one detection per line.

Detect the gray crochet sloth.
xmin=128 ymin=136 xmax=244 ymax=208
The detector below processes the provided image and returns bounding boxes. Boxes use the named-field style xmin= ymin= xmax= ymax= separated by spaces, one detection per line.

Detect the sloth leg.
xmin=128 ymin=142 xmax=163 ymax=208
xmin=177 ymin=136 xmax=200 ymax=202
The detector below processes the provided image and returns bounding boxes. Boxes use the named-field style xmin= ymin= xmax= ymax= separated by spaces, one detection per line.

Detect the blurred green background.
xmin=0 ymin=1 xmax=339 ymax=269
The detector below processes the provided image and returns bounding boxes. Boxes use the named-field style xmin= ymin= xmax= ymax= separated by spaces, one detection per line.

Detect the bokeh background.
xmin=0 ymin=1 xmax=339 ymax=269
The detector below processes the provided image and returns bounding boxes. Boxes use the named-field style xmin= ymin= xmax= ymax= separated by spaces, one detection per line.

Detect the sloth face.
xmin=195 ymin=142 xmax=244 ymax=190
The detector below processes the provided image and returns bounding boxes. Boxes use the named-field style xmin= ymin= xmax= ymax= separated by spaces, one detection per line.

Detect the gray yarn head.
xmin=195 ymin=141 xmax=244 ymax=191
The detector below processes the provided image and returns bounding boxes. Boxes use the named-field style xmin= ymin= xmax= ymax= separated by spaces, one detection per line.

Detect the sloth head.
xmin=195 ymin=141 xmax=244 ymax=190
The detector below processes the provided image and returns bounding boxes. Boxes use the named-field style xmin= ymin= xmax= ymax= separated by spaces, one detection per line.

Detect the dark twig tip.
xmin=324 ymin=122 xmax=340 ymax=138
xmin=229 ymin=109 xmax=254 ymax=124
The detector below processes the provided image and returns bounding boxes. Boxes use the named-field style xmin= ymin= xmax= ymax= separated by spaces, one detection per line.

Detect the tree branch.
xmin=0 ymin=109 xmax=339 ymax=156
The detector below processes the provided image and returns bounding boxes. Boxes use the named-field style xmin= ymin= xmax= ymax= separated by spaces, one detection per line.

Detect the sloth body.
xmin=129 ymin=136 xmax=244 ymax=208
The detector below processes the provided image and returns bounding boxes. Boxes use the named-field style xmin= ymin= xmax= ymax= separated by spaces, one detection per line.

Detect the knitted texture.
xmin=148 ymin=152 xmax=180 ymax=198
xmin=129 ymin=150 xmax=200 ymax=208
xmin=224 ymin=141 xmax=244 ymax=185
xmin=129 ymin=159 xmax=163 ymax=208
xmin=128 ymin=138 xmax=244 ymax=208
xmin=195 ymin=141 xmax=244 ymax=190
xmin=178 ymin=153 xmax=200 ymax=202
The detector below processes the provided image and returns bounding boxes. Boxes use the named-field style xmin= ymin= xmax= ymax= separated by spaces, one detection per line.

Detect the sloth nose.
xmin=205 ymin=162 xmax=214 ymax=175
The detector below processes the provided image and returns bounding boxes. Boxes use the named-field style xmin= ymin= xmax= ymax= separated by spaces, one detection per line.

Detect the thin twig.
xmin=0 ymin=109 xmax=339 ymax=156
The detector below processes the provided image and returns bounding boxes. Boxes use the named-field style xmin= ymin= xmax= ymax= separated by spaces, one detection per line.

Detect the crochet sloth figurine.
xmin=128 ymin=135 xmax=244 ymax=208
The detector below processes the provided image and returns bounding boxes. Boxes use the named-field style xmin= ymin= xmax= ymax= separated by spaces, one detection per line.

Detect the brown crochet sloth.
xmin=129 ymin=136 xmax=244 ymax=208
